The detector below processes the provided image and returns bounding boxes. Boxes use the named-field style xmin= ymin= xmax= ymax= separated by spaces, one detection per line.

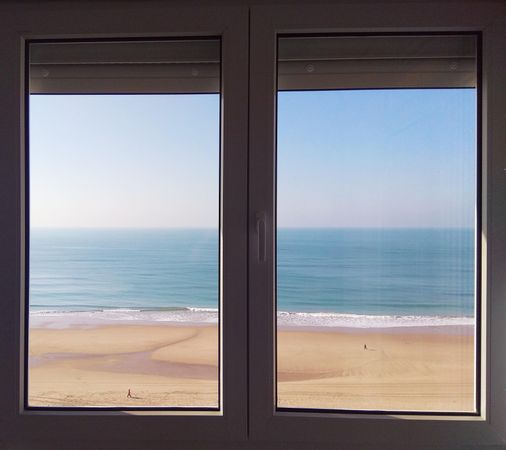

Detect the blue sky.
xmin=30 ymin=95 xmax=220 ymax=228
xmin=30 ymin=89 xmax=476 ymax=228
xmin=278 ymin=89 xmax=476 ymax=228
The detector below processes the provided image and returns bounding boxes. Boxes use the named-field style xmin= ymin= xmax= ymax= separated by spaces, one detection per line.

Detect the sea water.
xmin=29 ymin=228 xmax=475 ymax=328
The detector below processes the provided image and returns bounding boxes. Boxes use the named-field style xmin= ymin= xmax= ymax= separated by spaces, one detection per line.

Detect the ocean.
xmin=29 ymin=228 xmax=475 ymax=328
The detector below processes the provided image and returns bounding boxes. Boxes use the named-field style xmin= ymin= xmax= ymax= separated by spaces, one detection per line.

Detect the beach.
xmin=277 ymin=326 xmax=474 ymax=412
xmin=29 ymin=322 xmax=474 ymax=411
xmin=29 ymin=324 xmax=219 ymax=408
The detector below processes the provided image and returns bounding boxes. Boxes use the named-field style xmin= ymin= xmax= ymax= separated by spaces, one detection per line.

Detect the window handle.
xmin=256 ymin=212 xmax=267 ymax=263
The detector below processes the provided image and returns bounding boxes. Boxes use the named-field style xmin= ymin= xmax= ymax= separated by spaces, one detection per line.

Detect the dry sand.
xmin=277 ymin=327 xmax=474 ymax=412
xmin=28 ymin=324 xmax=474 ymax=411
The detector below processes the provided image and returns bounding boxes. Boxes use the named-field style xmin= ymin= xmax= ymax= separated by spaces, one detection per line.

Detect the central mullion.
xmin=248 ymin=16 xmax=278 ymax=435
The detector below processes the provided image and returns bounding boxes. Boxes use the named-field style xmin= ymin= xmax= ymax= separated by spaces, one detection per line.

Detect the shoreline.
xmin=29 ymin=319 xmax=475 ymax=335
xmin=278 ymin=323 xmax=475 ymax=335
xmin=29 ymin=308 xmax=475 ymax=331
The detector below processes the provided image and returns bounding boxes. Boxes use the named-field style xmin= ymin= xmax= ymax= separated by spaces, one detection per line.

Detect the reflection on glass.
xmin=276 ymin=35 xmax=477 ymax=412
xmin=28 ymin=40 xmax=220 ymax=408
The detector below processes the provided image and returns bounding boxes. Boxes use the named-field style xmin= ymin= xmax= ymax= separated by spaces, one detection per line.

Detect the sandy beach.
xmin=29 ymin=325 xmax=220 ymax=408
xmin=29 ymin=323 xmax=474 ymax=411
xmin=277 ymin=326 xmax=474 ymax=412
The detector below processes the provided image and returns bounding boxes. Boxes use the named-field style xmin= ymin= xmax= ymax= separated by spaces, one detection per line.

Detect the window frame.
xmin=0 ymin=2 xmax=249 ymax=443
xmin=0 ymin=1 xmax=505 ymax=448
xmin=274 ymin=31 xmax=482 ymax=417
xmin=248 ymin=2 xmax=506 ymax=447
xmin=25 ymin=35 xmax=225 ymax=413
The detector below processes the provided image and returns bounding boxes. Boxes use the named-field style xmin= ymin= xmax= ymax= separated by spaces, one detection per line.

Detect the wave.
xmin=30 ymin=307 xmax=218 ymax=328
xmin=29 ymin=307 xmax=474 ymax=329
xmin=277 ymin=311 xmax=474 ymax=328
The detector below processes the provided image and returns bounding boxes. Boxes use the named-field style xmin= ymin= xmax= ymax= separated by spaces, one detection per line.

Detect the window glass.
xmin=276 ymin=34 xmax=478 ymax=413
xmin=28 ymin=39 xmax=221 ymax=409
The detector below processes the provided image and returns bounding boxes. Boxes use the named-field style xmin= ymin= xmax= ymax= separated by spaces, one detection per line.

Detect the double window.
xmin=2 ymin=2 xmax=506 ymax=448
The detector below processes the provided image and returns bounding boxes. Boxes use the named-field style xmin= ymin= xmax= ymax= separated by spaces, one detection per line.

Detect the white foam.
xmin=277 ymin=311 xmax=474 ymax=328
xmin=29 ymin=308 xmax=219 ymax=328
xmin=29 ymin=308 xmax=473 ymax=329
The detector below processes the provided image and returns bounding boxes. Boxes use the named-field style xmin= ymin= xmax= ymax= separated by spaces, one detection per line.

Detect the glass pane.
xmin=28 ymin=39 xmax=220 ymax=409
xmin=276 ymin=35 xmax=478 ymax=412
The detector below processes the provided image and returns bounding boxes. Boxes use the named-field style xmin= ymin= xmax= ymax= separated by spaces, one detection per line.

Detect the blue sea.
xmin=29 ymin=228 xmax=475 ymax=328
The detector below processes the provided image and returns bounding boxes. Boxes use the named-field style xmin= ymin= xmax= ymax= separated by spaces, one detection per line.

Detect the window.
xmin=248 ymin=3 xmax=505 ymax=447
xmin=28 ymin=38 xmax=221 ymax=409
xmin=1 ymin=1 xmax=506 ymax=448
xmin=276 ymin=34 xmax=479 ymax=414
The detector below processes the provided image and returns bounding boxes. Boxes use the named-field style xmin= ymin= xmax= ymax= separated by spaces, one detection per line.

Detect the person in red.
xmin=127 ymin=389 xmax=132 ymax=398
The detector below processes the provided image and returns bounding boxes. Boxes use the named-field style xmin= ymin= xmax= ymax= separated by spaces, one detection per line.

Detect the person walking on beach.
xmin=127 ymin=389 xmax=132 ymax=398
xmin=364 ymin=344 xmax=367 ymax=350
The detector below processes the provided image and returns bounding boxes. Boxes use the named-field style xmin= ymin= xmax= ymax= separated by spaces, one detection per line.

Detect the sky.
xmin=30 ymin=95 xmax=220 ymax=228
xmin=30 ymin=89 xmax=476 ymax=228
xmin=277 ymin=89 xmax=476 ymax=228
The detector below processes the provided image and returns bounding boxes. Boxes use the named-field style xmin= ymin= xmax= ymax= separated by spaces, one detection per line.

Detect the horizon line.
xmin=30 ymin=225 xmax=475 ymax=230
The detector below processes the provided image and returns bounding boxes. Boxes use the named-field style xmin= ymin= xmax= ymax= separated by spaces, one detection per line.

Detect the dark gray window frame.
xmin=0 ymin=1 xmax=505 ymax=448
